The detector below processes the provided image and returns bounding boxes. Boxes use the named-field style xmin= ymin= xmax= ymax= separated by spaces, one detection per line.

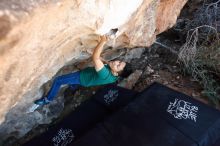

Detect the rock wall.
xmin=0 ymin=0 xmax=187 ymax=142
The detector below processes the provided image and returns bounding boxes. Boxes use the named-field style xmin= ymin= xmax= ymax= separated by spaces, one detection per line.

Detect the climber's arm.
xmin=92 ymin=35 xmax=107 ymax=71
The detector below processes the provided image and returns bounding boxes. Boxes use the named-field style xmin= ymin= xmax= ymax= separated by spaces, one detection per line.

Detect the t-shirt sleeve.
xmin=97 ymin=65 xmax=110 ymax=79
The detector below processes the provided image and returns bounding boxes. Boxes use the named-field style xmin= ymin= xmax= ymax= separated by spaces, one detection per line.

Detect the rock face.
xmin=0 ymin=0 xmax=187 ymax=142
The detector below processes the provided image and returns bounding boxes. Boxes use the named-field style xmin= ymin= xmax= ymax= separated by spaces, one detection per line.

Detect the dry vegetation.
xmin=177 ymin=0 xmax=220 ymax=106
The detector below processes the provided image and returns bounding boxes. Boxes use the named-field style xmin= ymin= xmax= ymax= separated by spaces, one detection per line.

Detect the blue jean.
xmin=46 ymin=71 xmax=81 ymax=101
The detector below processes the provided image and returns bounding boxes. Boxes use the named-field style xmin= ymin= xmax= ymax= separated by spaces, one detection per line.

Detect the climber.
xmin=34 ymin=35 xmax=127 ymax=105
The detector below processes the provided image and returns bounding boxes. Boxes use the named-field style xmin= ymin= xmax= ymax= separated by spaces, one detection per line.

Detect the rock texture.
xmin=118 ymin=70 xmax=143 ymax=89
xmin=0 ymin=0 xmax=187 ymax=142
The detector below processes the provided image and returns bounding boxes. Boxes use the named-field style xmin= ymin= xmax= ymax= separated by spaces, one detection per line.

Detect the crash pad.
xmin=73 ymin=82 xmax=220 ymax=146
xmin=24 ymin=84 xmax=138 ymax=146
xmin=24 ymin=83 xmax=220 ymax=146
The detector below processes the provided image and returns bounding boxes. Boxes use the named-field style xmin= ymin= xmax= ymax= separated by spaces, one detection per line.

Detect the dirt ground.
xmin=130 ymin=42 xmax=218 ymax=108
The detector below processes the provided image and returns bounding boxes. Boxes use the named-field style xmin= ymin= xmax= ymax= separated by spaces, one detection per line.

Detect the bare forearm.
xmin=92 ymin=36 xmax=107 ymax=60
xmin=92 ymin=41 xmax=105 ymax=60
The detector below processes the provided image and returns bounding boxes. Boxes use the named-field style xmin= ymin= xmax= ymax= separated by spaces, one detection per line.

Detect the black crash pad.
xmin=74 ymin=108 xmax=196 ymax=146
xmin=73 ymin=82 xmax=220 ymax=146
xmin=24 ymin=83 xmax=220 ymax=146
xmin=137 ymin=83 xmax=220 ymax=146
xmin=94 ymin=84 xmax=138 ymax=111
xmin=24 ymin=84 xmax=138 ymax=146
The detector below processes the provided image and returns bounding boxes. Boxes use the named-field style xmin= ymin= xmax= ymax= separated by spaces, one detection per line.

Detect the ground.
xmin=131 ymin=43 xmax=210 ymax=105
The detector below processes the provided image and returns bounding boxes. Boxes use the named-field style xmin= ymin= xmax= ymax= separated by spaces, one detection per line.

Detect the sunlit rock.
xmin=0 ymin=0 xmax=187 ymax=141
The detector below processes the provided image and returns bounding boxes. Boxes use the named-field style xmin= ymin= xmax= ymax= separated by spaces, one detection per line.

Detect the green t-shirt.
xmin=80 ymin=65 xmax=118 ymax=87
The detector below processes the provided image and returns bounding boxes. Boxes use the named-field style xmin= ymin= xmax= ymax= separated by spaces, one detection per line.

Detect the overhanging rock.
xmin=0 ymin=0 xmax=187 ymax=142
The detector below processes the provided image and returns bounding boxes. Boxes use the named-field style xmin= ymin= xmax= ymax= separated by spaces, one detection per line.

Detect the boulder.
xmin=0 ymin=0 xmax=188 ymax=142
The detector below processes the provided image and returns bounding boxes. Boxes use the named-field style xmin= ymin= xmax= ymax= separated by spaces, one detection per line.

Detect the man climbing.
xmin=34 ymin=35 xmax=127 ymax=105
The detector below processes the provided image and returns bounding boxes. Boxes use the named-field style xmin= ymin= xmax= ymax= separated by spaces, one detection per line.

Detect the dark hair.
xmin=118 ymin=62 xmax=132 ymax=78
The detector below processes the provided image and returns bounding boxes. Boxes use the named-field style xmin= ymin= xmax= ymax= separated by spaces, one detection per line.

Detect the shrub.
xmin=177 ymin=0 xmax=220 ymax=106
